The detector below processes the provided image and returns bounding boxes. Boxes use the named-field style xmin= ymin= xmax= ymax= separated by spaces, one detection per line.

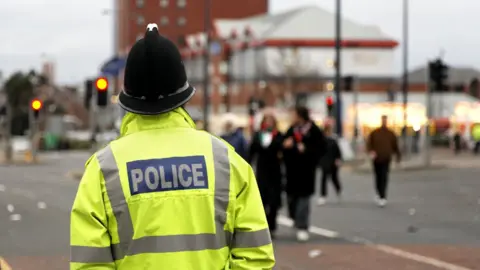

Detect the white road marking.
xmin=0 ymin=184 xmax=5 ymax=192
xmin=9 ymin=214 xmax=21 ymax=221
xmin=6 ymin=204 xmax=14 ymax=213
xmin=277 ymin=215 xmax=339 ymax=238
xmin=372 ymin=244 xmax=472 ymax=270
xmin=37 ymin=201 xmax=47 ymax=209
xmin=277 ymin=215 xmax=472 ymax=270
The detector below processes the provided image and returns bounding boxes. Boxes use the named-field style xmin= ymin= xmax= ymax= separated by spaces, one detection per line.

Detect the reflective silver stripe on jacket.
xmin=71 ymin=136 xmax=271 ymax=264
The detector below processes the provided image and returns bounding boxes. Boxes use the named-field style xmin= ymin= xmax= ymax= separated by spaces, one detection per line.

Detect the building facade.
xmin=181 ymin=6 xmax=400 ymax=112
xmin=115 ymin=0 xmax=268 ymax=54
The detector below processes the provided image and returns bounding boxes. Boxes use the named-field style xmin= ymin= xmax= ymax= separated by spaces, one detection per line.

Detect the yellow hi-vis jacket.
xmin=473 ymin=124 xmax=480 ymax=141
xmin=70 ymin=108 xmax=275 ymax=270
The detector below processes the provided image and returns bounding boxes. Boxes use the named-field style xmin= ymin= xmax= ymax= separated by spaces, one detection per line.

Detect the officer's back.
xmin=70 ymin=24 xmax=275 ymax=270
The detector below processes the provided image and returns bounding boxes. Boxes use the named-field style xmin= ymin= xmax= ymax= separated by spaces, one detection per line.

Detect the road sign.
xmin=101 ymin=56 xmax=126 ymax=77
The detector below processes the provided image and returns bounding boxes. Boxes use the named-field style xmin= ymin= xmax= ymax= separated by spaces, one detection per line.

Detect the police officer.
xmin=70 ymin=24 xmax=275 ymax=270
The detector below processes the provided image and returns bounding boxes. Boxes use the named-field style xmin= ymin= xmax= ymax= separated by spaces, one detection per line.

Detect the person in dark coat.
xmin=317 ymin=126 xmax=342 ymax=205
xmin=248 ymin=111 xmax=283 ymax=238
xmin=282 ymin=106 xmax=326 ymax=242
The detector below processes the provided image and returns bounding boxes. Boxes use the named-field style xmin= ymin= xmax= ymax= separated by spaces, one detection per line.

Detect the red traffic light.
xmin=31 ymin=99 xmax=42 ymax=111
xmin=95 ymin=77 xmax=108 ymax=91
xmin=326 ymin=96 xmax=334 ymax=106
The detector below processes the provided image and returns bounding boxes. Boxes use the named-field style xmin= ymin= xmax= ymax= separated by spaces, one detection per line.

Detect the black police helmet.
xmin=119 ymin=23 xmax=195 ymax=115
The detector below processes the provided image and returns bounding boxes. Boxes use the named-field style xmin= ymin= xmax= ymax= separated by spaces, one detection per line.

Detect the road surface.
xmin=0 ymin=151 xmax=479 ymax=269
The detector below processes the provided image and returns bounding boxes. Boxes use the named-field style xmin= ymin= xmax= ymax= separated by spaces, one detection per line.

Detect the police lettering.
xmin=127 ymin=156 xmax=208 ymax=195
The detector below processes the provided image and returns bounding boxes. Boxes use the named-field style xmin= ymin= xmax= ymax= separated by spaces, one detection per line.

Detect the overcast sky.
xmin=0 ymin=0 xmax=478 ymax=84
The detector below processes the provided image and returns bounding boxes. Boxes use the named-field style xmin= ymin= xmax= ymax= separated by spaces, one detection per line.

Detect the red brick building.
xmin=115 ymin=0 xmax=268 ymax=54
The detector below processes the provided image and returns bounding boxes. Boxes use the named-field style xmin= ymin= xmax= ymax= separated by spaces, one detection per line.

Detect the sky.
xmin=0 ymin=0 xmax=478 ymax=85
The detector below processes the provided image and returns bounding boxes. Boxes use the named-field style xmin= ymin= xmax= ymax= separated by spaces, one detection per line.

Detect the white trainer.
xmin=378 ymin=199 xmax=387 ymax=207
xmin=317 ymin=197 xmax=326 ymax=206
xmin=296 ymin=230 xmax=310 ymax=242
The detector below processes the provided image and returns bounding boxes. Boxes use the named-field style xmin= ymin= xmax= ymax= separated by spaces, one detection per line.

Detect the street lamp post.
xmin=203 ymin=0 xmax=212 ymax=131
xmin=401 ymin=0 xmax=410 ymax=154
xmin=334 ymin=0 xmax=343 ymax=137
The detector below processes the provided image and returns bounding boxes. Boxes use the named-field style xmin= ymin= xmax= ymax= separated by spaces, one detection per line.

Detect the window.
xmin=136 ymin=0 xmax=144 ymax=8
xmin=160 ymin=0 xmax=169 ymax=7
xmin=160 ymin=16 xmax=169 ymax=26
xmin=177 ymin=17 xmax=186 ymax=26
xmin=177 ymin=0 xmax=186 ymax=8
xmin=137 ymin=15 xmax=145 ymax=25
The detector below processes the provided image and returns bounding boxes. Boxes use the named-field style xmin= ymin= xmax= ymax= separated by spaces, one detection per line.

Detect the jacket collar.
xmin=119 ymin=107 xmax=196 ymax=137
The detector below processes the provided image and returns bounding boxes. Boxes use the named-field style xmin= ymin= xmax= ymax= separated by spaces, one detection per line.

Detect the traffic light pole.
xmin=90 ymin=85 xmax=98 ymax=150
xmin=424 ymin=64 xmax=433 ymax=167
xmin=28 ymin=106 xmax=39 ymax=163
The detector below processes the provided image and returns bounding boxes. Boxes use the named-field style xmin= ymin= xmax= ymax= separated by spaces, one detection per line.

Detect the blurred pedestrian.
xmin=366 ymin=115 xmax=401 ymax=207
xmin=220 ymin=113 xmax=248 ymax=159
xmin=317 ymin=126 xmax=342 ymax=206
xmin=452 ymin=129 xmax=462 ymax=155
xmin=283 ymin=106 xmax=326 ymax=241
xmin=248 ymin=110 xmax=284 ymax=238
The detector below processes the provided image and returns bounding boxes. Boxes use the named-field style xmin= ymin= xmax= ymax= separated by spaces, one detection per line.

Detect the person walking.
xmin=283 ymin=106 xmax=326 ymax=242
xmin=366 ymin=115 xmax=401 ymax=207
xmin=317 ymin=126 xmax=342 ymax=206
xmin=248 ymin=110 xmax=284 ymax=238
xmin=70 ymin=24 xmax=275 ymax=270
xmin=220 ymin=113 xmax=248 ymax=160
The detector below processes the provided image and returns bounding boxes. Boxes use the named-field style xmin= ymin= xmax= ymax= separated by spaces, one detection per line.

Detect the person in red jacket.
xmin=282 ymin=106 xmax=326 ymax=242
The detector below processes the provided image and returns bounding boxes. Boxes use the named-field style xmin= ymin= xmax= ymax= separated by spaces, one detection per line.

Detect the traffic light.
xmin=84 ymin=79 xmax=93 ymax=109
xmin=344 ymin=76 xmax=354 ymax=92
xmin=429 ymin=59 xmax=449 ymax=92
xmin=326 ymin=95 xmax=334 ymax=117
xmin=31 ymin=98 xmax=43 ymax=120
xmin=95 ymin=77 xmax=109 ymax=107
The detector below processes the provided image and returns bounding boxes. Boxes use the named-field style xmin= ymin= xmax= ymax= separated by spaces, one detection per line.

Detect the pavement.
xmin=0 ymin=150 xmax=479 ymax=269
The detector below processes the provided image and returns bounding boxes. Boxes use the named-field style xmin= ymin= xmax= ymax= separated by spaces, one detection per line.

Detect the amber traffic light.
xmin=95 ymin=77 xmax=109 ymax=107
xmin=31 ymin=99 xmax=42 ymax=110
xmin=96 ymin=77 xmax=108 ymax=91
xmin=31 ymin=98 xmax=43 ymax=119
